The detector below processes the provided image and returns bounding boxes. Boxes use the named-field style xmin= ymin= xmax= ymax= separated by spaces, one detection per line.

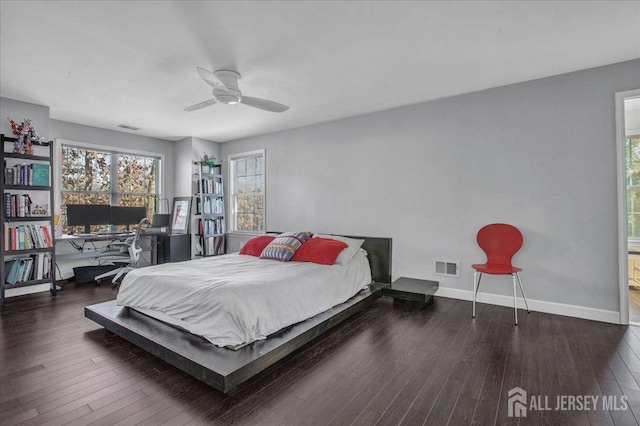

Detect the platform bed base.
xmin=85 ymin=285 xmax=384 ymax=393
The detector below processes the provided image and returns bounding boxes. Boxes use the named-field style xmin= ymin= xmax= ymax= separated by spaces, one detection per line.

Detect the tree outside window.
xmin=60 ymin=145 xmax=159 ymax=234
xmin=230 ymin=151 xmax=264 ymax=233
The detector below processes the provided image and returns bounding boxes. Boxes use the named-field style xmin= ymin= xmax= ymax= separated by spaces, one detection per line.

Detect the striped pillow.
xmin=260 ymin=231 xmax=311 ymax=262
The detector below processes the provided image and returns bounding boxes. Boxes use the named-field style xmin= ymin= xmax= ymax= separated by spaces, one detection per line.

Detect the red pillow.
xmin=291 ymin=238 xmax=348 ymax=265
xmin=239 ymin=235 xmax=276 ymax=257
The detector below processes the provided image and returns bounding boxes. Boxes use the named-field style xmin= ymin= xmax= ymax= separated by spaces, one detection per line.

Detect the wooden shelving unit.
xmin=1 ymin=134 xmax=57 ymax=306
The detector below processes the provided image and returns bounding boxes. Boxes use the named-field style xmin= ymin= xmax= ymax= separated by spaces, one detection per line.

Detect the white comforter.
xmin=116 ymin=251 xmax=372 ymax=347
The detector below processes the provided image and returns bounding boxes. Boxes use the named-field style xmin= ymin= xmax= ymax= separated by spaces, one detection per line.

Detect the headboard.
xmin=267 ymin=232 xmax=392 ymax=284
xmin=352 ymin=235 xmax=392 ymax=284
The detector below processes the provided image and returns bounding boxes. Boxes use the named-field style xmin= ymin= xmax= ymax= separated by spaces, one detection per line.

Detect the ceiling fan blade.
xmin=184 ymin=98 xmax=217 ymax=112
xmin=196 ymin=66 xmax=227 ymax=91
xmin=240 ymin=96 xmax=289 ymax=113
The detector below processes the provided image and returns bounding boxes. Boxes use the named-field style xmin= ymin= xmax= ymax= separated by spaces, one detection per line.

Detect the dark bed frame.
xmin=85 ymin=235 xmax=392 ymax=394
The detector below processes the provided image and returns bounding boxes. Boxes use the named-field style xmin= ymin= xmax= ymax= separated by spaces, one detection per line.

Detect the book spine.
xmin=4 ymin=193 xmax=10 ymax=218
xmin=23 ymin=226 xmax=31 ymax=250
xmin=41 ymin=226 xmax=52 ymax=248
xmin=10 ymin=227 xmax=16 ymax=250
xmin=17 ymin=225 xmax=24 ymax=250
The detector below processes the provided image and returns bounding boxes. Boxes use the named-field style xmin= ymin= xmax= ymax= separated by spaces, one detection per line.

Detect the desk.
xmin=146 ymin=232 xmax=191 ymax=263
xmin=55 ymin=233 xmax=134 ymax=261
xmin=56 ymin=232 xmax=191 ymax=268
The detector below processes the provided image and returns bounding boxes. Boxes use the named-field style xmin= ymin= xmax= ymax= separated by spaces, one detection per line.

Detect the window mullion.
xmin=111 ymin=153 xmax=119 ymax=206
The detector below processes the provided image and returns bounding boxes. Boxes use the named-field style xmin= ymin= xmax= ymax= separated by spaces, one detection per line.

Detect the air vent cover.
xmin=435 ymin=260 xmax=459 ymax=277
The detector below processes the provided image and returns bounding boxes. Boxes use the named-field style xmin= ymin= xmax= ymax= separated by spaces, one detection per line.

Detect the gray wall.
xmin=222 ymin=59 xmax=640 ymax=315
xmin=174 ymin=137 xmax=221 ymax=197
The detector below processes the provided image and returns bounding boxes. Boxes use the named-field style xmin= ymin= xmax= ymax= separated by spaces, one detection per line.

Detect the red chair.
xmin=472 ymin=223 xmax=530 ymax=325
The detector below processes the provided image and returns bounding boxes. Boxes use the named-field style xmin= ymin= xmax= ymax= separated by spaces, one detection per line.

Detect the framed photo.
xmin=171 ymin=197 xmax=192 ymax=234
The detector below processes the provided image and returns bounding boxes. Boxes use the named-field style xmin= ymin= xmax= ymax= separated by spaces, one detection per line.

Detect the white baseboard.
xmin=5 ymin=283 xmax=51 ymax=298
xmin=435 ymin=287 xmax=620 ymax=325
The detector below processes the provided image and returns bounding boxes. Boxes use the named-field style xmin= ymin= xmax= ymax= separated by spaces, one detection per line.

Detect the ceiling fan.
xmin=185 ymin=67 xmax=289 ymax=113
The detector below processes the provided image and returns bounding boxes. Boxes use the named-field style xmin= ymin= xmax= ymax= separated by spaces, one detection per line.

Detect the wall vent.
xmin=435 ymin=260 xmax=460 ymax=277
xmin=117 ymin=124 xmax=141 ymax=131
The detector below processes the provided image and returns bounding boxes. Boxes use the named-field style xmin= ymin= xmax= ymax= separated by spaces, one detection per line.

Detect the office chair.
xmin=95 ymin=218 xmax=147 ymax=287
xmin=471 ymin=223 xmax=530 ymax=325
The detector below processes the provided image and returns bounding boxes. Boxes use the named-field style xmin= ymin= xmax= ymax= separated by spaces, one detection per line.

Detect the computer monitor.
xmin=66 ymin=204 xmax=111 ymax=233
xmin=110 ymin=206 xmax=147 ymax=227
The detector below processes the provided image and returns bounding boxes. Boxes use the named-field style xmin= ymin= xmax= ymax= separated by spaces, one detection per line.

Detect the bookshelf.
xmin=194 ymin=161 xmax=226 ymax=256
xmin=1 ymin=134 xmax=57 ymax=306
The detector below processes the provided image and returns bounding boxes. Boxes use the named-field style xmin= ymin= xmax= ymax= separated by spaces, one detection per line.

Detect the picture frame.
xmin=170 ymin=197 xmax=191 ymax=234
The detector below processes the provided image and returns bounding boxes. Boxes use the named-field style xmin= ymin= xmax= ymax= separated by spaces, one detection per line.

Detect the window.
xmin=229 ymin=150 xmax=265 ymax=233
xmin=627 ymin=135 xmax=640 ymax=238
xmin=60 ymin=143 xmax=160 ymax=234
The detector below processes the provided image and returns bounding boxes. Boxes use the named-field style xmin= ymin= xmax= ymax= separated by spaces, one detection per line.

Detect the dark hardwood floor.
xmin=2 ymin=282 xmax=640 ymax=425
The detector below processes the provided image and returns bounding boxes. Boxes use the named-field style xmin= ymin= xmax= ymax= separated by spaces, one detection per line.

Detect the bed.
xmin=85 ymin=235 xmax=392 ymax=393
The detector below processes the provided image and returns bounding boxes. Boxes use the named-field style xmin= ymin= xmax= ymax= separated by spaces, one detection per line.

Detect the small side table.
xmin=382 ymin=277 xmax=439 ymax=308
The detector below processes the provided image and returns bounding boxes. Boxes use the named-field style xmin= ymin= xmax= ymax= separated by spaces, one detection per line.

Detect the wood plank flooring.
xmin=2 ymin=282 xmax=640 ymax=425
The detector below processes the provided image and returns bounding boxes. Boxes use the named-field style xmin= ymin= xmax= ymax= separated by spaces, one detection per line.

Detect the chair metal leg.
xmin=513 ymin=274 xmax=518 ymax=325
xmin=112 ymin=267 xmax=128 ymax=283
xmin=473 ymin=271 xmax=482 ymax=318
xmin=515 ymin=273 xmax=530 ymax=313
xmin=95 ymin=268 xmax=119 ymax=281
xmin=473 ymin=271 xmax=476 ymax=318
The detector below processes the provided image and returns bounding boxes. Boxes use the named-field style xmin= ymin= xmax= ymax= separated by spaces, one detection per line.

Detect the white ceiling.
xmin=1 ymin=1 xmax=639 ymax=143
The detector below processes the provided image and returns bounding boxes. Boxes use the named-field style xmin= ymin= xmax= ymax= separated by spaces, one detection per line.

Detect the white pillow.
xmin=313 ymin=234 xmax=364 ymax=265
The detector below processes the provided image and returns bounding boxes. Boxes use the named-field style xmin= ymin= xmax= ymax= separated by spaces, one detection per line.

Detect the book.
xmin=22 ymin=194 xmax=32 ymax=216
xmin=21 ymin=258 xmax=34 ymax=282
xmin=5 ymin=258 xmax=28 ymax=285
xmin=23 ymin=226 xmax=32 ymax=250
xmin=10 ymin=227 xmax=16 ymax=251
xmin=34 ymin=226 xmax=43 ymax=248
xmin=31 ymin=163 xmax=50 ymax=186
xmin=41 ymin=226 xmax=52 ymax=247
xmin=3 ymin=193 xmax=10 ymax=218
xmin=5 ymin=260 xmax=19 ymax=284
xmin=17 ymin=225 xmax=25 ymax=250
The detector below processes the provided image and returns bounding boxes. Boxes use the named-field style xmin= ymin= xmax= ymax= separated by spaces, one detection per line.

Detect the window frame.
xmin=627 ymin=134 xmax=640 ymax=241
xmin=55 ymin=138 xmax=164 ymax=221
xmin=228 ymin=149 xmax=266 ymax=234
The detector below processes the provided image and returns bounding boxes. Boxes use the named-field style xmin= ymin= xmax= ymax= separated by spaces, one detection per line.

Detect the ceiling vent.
xmin=435 ymin=260 xmax=459 ymax=277
xmin=117 ymin=124 xmax=140 ymax=131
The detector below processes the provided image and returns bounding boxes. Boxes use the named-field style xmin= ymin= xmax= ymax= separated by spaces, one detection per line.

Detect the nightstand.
xmin=382 ymin=277 xmax=439 ymax=308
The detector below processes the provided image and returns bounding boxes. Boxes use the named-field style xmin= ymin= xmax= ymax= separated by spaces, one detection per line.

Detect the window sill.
xmin=227 ymin=231 xmax=263 ymax=238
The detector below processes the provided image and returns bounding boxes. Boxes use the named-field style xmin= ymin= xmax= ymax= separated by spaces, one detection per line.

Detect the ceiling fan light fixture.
xmin=215 ymin=94 xmax=240 ymax=105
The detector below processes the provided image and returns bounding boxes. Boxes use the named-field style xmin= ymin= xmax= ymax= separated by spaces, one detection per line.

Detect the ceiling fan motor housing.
xmin=214 ymin=70 xmax=242 ymax=104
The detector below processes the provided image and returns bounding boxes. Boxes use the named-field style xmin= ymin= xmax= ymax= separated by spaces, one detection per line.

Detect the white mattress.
xmin=116 ymin=251 xmax=372 ymax=347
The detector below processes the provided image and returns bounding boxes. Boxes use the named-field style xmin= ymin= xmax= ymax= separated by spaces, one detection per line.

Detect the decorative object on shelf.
xmin=203 ymin=153 xmax=216 ymax=173
xmin=31 ymin=204 xmax=49 ymax=216
xmin=6 ymin=117 xmax=43 ymax=155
